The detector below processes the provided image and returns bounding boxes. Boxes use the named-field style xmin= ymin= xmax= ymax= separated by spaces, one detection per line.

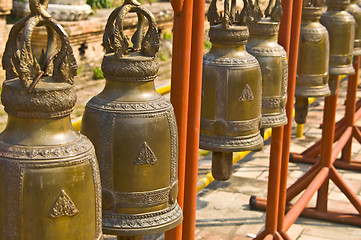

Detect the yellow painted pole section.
xmin=296 ymin=124 xmax=304 ymax=138
xmin=71 ymin=82 xmax=172 ymax=131
xmin=295 ymin=97 xmax=317 ymax=138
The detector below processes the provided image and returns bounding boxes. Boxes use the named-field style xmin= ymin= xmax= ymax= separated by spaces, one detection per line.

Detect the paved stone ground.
xmin=104 ymin=77 xmax=361 ymax=240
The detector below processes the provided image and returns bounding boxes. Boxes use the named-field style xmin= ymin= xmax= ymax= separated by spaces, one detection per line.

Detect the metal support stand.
xmin=253 ymin=74 xmax=361 ymax=228
xmin=291 ymin=58 xmax=361 ymax=171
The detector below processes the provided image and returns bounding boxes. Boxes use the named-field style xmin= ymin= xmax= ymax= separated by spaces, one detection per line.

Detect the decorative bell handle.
xmin=2 ymin=0 xmax=77 ymax=88
xmin=103 ymin=1 xmax=159 ymax=58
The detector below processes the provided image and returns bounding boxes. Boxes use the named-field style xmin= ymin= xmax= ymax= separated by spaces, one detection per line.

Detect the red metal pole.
xmin=278 ymin=0 xmax=294 ymax=54
xmin=341 ymin=57 xmax=360 ymax=163
xmin=278 ymin=0 xmax=303 ymax=232
xmin=253 ymin=0 xmax=293 ymax=238
xmin=181 ymin=0 xmax=205 ymax=239
xmin=165 ymin=1 xmax=193 ymax=239
xmin=264 ymin=127 xmax=284 ymax=235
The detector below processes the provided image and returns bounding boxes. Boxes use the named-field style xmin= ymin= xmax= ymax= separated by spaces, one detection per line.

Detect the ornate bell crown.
xmin=247 ymin=0 xmax=283 ymax=36
xmin=302 ymin=2 xmax=324 ymax=21
xmin=1 ymin=0 xmax=77 ymax=118
xmin=327 ymin=0 xmax=351 ymax=9
xmin=207 ymin=0 xmax=265 ymax=45
xmin=101 ymin=0 xmax=160 ymax=80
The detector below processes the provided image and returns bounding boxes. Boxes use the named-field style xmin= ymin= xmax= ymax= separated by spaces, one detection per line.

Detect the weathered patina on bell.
xmin=80 ymin=1 xmax=182 ymax=237
xmin=347 ymin=0 xmax=361 ymax=56
xmin=246 ymin=0 xmax=288 ymax=129
xmin=320 ymin=0 xmax=355 ymax=94
xmin=295 ymin=0 xmax=330 ymax=124
xmin=0 ymin=0 xmax=103 ymax=239
xmin=201 ymin=0 xmax=263 ymax=181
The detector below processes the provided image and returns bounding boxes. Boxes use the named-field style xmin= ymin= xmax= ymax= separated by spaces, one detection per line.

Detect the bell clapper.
xmin=211 ymin=152 xmax=233 ymax=181
xmin=295 ymin=97 xmax=309 ymax=126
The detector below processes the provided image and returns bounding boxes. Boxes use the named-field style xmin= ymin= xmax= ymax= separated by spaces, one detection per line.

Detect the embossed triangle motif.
xmin=48 ymin=190 xmax=79 ymax=218
xmin=134 ymin=142 xmax=158 ymax=166
xmin=240 ymin=84 xmax=254 ymax=102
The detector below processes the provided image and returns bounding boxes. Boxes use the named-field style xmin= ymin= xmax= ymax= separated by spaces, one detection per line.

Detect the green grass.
xmin=93 ymin=67 xmax=104 ymax=80
xmin=204 ymin=40 xmax=212 ymax=50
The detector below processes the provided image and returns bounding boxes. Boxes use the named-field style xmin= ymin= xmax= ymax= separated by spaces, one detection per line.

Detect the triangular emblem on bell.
xmin=49 ymin=190 xmax=79 ymax=218
xmin=240 ymin=84 xmax=254 ymax=102
xmin=134 ymin=142 xmax=158 ymax=166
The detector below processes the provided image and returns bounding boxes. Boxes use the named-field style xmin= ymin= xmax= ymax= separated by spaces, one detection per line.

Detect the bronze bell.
xmin=246 ymin=0 xmax=288 ymax=129
xmin=201 ymin=0 xmax=263 ymax=181
xmin=347 ymin=0 xmax=361 ymax=56
xmin=80 ymin=1 xmax=182 ymax=238
xmin=0 ymin=0 xmax=103 ymax=239
xmin=320 ymin=0 xmax=355 ymax=94
xmin=295 ymin=0 xmax=331 ymax=124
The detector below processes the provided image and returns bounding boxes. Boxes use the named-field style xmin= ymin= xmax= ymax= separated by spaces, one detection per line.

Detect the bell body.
xmin=200 ymin=25 xmax=263 ymax=153
xmin=347 ymin=0 xmax=361 ymax=56
xmin=0 ymin=79 xmax=102 ymax=240
xmin=246 ymin=21 xmax=288 ymax=128
xmin=320 ymin=0 xmax=356 ymax=76
xmin=81 ymin=54 xmax=182 ymax=236
xmin=296 ymin=6 xmax=330 ymax=98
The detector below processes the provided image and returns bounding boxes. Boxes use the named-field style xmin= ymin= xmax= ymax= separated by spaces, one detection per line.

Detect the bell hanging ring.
xmin=201 ymin=0 xmax=263 ymax=181
xmin=0 ymin=0 xmax=103 ymax=238
xmin=81 ymin=2 xmax=182 ymax=238
xmin=320 ymin=0 xmax=355 ymax=94
xmin=295 ymin=0 xmax=330 ymax=124
xmin=246 ymin=0 xmax=288 ymax=129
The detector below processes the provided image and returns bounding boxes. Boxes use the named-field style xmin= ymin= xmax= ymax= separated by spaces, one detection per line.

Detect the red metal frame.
xmin=165 ymin=0 xmax=194 ymax=239
xmin=182 ymin=1 xmax=206 ymax=239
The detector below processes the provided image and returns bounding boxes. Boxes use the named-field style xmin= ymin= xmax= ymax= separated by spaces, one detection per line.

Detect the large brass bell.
xmin=295 ymin=0 xmax=330 ymax=124
xmin=347 ymin=0 xmax=361 ymax=56
xmin=320 ymin=0 xmax=355 ymax=94
xmin=246 ymin=0 xmax=288 ymax=129
xmin=201 ymin=0 xmax=263 ymax=181
xmin=80 ymin=1 xmax=182 ymax=238
xmin=0 ymin=0 xmax=103 ymax=239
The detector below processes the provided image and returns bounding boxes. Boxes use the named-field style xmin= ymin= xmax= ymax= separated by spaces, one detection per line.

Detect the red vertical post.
xmin=278 ymin=0 xmax=303 ymax=233
xmin=278 ymin=0 xmax=294 ymax=54
xmin=165 ymin=1 xmax=194 ymax=239
xmin=341 ymin=57 xmax=360 ymax=163
xmin=182 ymin=1 xmax=206 ymax=239
xmin=259 ymin=0 xmax=294 ymax=237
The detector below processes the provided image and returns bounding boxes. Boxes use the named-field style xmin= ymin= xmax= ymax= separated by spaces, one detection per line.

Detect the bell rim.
xmin=329 ymin=64 xmax=356 ymax=75
xmin=353 ymin=47 xmax=361 ymax=56
xmin=261 ymin=113 xmax=288 ymax=129
xmin=101 ymin=203 xmax=183 ymax=236
xmin=294 ymin=86 xmax=331 ymax=98
xmin=199 ymin=132 xmax=264 ymax=152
